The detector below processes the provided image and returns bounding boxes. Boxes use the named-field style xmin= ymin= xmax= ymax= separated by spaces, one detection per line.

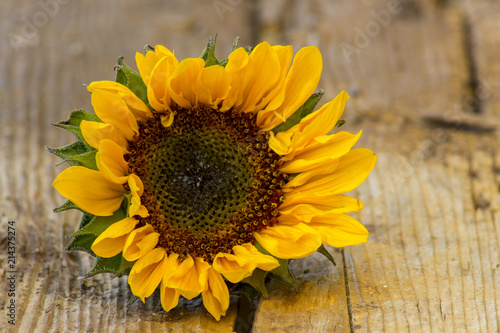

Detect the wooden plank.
xmin=345 ymin=129 xmax=500 ymax=332
xmin=3 ymin=0 xmax=500 ymax=332
xmin=252 ymin=250 xmax=350 ymax=332
xmin=259 ymin=1 xmax=470 ymax=121
xmin=444 ymin=1 xmax=500 ymax=116
xmin=258 ymin=0 xmax=500 ymax=332
xmin=465 ymin=5 xmax=500 ymax=116
xmin=0 ymin=0 xmax=257 ymax=331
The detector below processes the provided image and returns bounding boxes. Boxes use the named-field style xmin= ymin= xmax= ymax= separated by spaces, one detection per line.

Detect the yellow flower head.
xmin=51 ymin=38 xmax=376 ymax=320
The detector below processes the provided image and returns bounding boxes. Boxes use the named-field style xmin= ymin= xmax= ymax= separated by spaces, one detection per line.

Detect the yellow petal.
xmin=161 ymin=112 xmax=174 ymax=127
xmin=80 ymin=120 xmax=128 ymax=152
xmin=129 ymin=248 xmax=168 ymax=302
xmin=268 ymin=130 xmax=293 ymax=156
xmin=197 ymin=262 xmax=229 ymax=321
xmin=257 ymin=46 xmax=322 ymax=130
xmin=220 ymin=47 xmax=249 ymax=111
xmin=136 ymin=45 xmax=178 ymax=90
xmin=285 ymin=148 xmax=377 ymax=196
xmin=288 ymin=91 xmax=349 ymax=152
xmin=128 ymin=174 xmax=148 ymax=217
xmin=239 ymin=42 xmax=281 ymax=112
xmin=262 ymin=45 xmax=293 ymax=111
xmin=87 ymin=81 xmax=152 ymax=121
xmin=279 ymin=131 xmax=362 ymax=174
xmin=197 ymin=65 xmax=231 ymax=108
xmin=168 ymin=58 xmax=204 ymax=109
xmin=212 ymin=254 xmax=248 ymax=283
xmin=279 ymin=194 xmax=364 ymax=222
xmin=53 ymin=166 xmax=125 ymax=216
xmin=164 ymin=255 xmax=203 ymax=300
xmin=91 ymin=217 xmax=138 ymax=258
xmin=123 ymin=224 xmax=159 ymax=261
xmin=307 ymin=213 xmax=369 ymax=247
xmin=281 ymin=194 xmax=363 ymax=213
xmin=90 ymin=90 xmax=138 ymax=141
xmin=96 ymin=139 xmax=129 ymax=184
xmin=147 ymin=55 xmax=177 ymax=112
xmin=275 ymin=46 xmax=322 ymax=120
xmin=213 ymin=244 xmax=279 ymax=283
xmin=254 ymin=223 xmax=322 ymax=259
xmin=281 ymin=159 xmax=341 ymax=189
xmin=160 ymin=281 xmax=180 ymax=312
xmin=234 ymin=244 xmax=280 ymax=271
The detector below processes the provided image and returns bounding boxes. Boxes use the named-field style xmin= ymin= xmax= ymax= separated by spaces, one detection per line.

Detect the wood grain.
xmin=1 ymin=0 xmax=500 ymax=332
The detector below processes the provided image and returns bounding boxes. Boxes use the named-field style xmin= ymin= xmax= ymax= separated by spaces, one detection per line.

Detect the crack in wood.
xmin=342 ymin=249 xmax=355 ymax=333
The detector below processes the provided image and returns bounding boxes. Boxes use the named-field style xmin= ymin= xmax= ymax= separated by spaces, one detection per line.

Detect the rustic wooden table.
xmin=1 ymin=0 xmax=499 ymax=332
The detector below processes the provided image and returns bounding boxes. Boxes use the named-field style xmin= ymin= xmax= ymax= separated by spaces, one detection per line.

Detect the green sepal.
xmin=217 ymin=37 xmax=241 ymax=67
xmin=127 ymin=295 xmax=140 ymax=307
xmin=239 ymin=283 xmax=261 ymax=308
xmin=268 ymin=259 xmax=297 ymax=290
xmin=54 ymin=200 xmax=81 ymax=213
xmin=65 ymin=213 xmax=98 ymax=255
xmin=144 ymin=44 xmax=155 ymax=54
xmin=53 ymin=109 xmax=102 ymax=147
xmin=115 ymin=57 xmax=151 ymax=109
xmin=79 ymin=253 xmax=123 ymax=279
xmin=254 ymin=242 xmax=297 ymax=290
xmin=66 ymin=150 xmax=98 ymax=170
xmin=232 ymin=36 xmax=240 ymax=51
xmin=200 ymin=35 xmax=220 ymax=67
xmin=335 ymin=119 xmax=346 ymax=128
xmin=68 ymin=205 xmax=126 ymax=238
xmin=117 ymin=257 xmax=135 ymax=276
xmin=317 ymin=244 xmax=336 ymax=266
xmin=47 ymin=142 xmax=97 ymax=169
xmin=78 ymin=212 xmax=95 ymax=230
xmin=241 ymin=268 xmax=269 ymax=299
xmin=272 ymin=90 xmax=324 ymax=134
xmin=65 ymin=233 xmax=97 ymax=256
xmin=47 ymin=141 xmax=90 ymax=162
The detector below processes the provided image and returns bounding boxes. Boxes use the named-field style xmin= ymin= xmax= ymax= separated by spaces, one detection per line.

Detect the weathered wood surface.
xmin=1 ymin=0 xmax=499 ymax=332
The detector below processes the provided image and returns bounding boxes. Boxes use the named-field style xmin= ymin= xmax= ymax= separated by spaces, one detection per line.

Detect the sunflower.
xmin=51 ymin=38 xmax=376 ymax=320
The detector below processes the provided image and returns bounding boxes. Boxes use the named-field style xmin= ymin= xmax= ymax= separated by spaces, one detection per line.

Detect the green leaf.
xmin=68 ymin=206 xmax=126 ymax=238
xmin=79 ymin=253 xmax=123 ymax=279
xmin=65 ymin=233 xmax=97 ymax=256
xmin=115 ymin=57 xmax=150 ymax=109
xmin=67 ymin=150 xmax=98 ymax=170
xmin=54 ymin=200 xmax=81 ymax=213
xmin=53 ymin=109 xmax=102 ymax=145
xmin=317 ymin=244 xmax=336 ymax=266
xmin=254 ymin=242 xmax=297 ymax=290
xmin=272 ymin=90 xmax=324 ymax=133
xmin=241 ymin=268 xmax=269 ymax=299
xmin=200 ymin=35 xmax=220 ymax=67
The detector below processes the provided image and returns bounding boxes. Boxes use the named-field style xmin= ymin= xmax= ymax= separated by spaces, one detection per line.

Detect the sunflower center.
xmin=126 ymin=106 xmax=287 ymax=262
